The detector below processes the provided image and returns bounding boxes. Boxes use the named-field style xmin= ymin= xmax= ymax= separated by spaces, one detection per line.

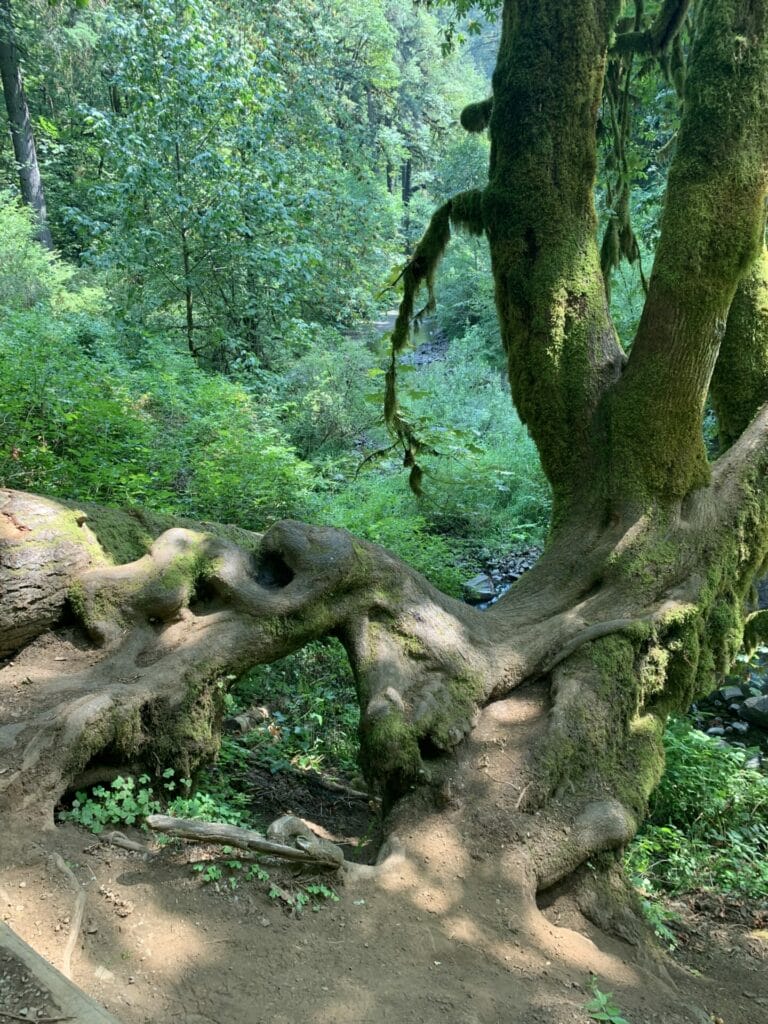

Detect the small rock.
xmin=741 ymin=695 xmax=768 ymax=728
xmin=223 ymin=715 xmax=252 ymax=735
xmin=259 ymin=916 xmax=270 ymax=927
xmin=94 ymin=966 xmax=114 ymax=983
xmin=719 ymin=684 xmax=745 ymax=703
xmin=706 ymin=727 xmax=725 ymax=737
xmin=463 ymin=574 xmax=495 ymax=604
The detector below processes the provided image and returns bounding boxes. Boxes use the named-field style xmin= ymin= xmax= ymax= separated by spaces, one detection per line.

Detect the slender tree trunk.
xmin=174 ymin=140 xmax=196 ymax=356
xmin=0 ymin=0 xmax=53 ymax=248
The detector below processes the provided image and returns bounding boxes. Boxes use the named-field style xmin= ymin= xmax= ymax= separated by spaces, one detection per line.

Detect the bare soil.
xmin=1 ymin=675 xmax=767 ymax=1024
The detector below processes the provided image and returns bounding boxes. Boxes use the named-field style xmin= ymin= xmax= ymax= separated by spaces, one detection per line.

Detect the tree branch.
xmin=710 ymin=243 xmax=768 ymax=450
xmin=612 ymin=0 xmax=691 ymax=56
xmin=608 ymin=0 xmax=768 ymax=507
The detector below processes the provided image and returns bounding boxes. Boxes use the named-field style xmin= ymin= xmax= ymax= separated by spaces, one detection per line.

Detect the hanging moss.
xmin=460 ymin=97 xmax=493 ymax=133
xmin=385 ymin=189 xmax=486 ymax=491
xmin=390 ymin=189 xmax=485 ymax=355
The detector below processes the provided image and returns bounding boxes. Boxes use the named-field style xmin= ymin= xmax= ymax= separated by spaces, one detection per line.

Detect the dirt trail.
xmin=1 ymin=665 xmax=766 ymax=1024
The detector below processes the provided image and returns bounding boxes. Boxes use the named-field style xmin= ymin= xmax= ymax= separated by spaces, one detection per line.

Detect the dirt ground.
xmin=2 ymin=688 xmax=767 ymax=1024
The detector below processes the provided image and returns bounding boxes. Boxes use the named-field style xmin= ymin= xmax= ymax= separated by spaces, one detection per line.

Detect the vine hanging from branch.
xmin=384 ymin=188 xmax=485 ymax=493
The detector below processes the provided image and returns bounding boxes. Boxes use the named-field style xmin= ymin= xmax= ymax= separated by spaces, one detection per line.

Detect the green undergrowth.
xmin=58 ymin=767 xmax=340 ymax=910
xmin=58 ymin=765 xmax=249 ymax=832
xmin=226 ymin=639 xmax=361 ymax=778
xmin=0 ymin=194 xmax=548 ymax=597
xmin=626 ymin=717 xmax=768 ymax=900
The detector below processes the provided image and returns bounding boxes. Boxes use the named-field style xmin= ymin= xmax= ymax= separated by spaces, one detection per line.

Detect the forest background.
xmin=1 ymin=0 xmax=766 ymax=931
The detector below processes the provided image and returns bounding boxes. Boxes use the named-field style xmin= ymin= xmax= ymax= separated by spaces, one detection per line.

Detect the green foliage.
xmin=230 ymin=640 xmax=360 ymax=777
xmin=0 ymin=194 xmax=314 ymax=526
xmin=626 ymin=718 xmax=768 ymax=898
xmin=378 ymin=332 xmax=551 ymax=556
xmin=58 ymin=770 xmax=181 ymax=833
xmin=269 ymin=880 xmax=340 ymax=913
xmin=59 ymin=760 xmax=250 ymax=834
xmin=0 ymin=194 xmax=73 ymax=307
xmin=584 ymin=977 xmax=631 ymax=1024
xmin=191 ymin=855 xmax=270 ymax=889
xmin=635 ymin=884 xmax=681 ymax=950
xmin=68 ymin=0 xmax=404 ymax=362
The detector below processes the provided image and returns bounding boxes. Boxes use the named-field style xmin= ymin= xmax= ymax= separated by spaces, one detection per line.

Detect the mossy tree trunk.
xmin=3 ymin=0 xmax=768 ymax=990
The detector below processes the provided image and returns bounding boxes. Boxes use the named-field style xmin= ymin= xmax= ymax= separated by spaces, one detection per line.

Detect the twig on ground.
xmin=145 ymin=815 xmax=344 ymax=869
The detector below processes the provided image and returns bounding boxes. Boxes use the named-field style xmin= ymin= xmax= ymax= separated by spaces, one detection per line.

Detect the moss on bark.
xmin=484 ymin=0 xmax=624 ymax=517
xmin=607 ymin=0 xmax=768 ymax=507
xmin=711 ymin=244 xmax=768 ymax=449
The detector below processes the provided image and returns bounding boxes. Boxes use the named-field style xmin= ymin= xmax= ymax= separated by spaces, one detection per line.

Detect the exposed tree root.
xmin=3 ymin=458 xmax=768 ymax=947
xmin=49 ymin=853 xmax=85 ymax=981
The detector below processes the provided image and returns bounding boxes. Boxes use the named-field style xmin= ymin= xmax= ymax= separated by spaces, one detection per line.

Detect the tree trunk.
xmin=4 ymin=3 xmax=768 ymax=1020
xmin=0 ymin=0 xmax=53 ymax=248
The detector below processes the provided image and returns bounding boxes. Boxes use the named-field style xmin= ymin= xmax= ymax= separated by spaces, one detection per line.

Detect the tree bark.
xmin=607 ymin=0 xmax=768 ymax=508
xmin=483 ymin=0 xmax=625 ymax=520
xmin=0 ymin=0 xmax=53 ymax=248
xmin=711 ymin=241 xmax=768 ymax=450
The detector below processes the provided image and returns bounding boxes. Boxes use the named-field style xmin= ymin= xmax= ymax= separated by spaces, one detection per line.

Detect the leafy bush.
xmin=626 ymin=718 xmax=768 ymax=898
xmin=59 ymin=772 xmax=170 ymax=833
xmin=0 ymin=195 xmax=314 ymax=528
xmin=229 ymin=639 xmax=360 ymax=777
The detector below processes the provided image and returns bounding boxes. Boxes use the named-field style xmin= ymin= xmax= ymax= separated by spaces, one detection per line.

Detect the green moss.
xmin=711 ymin=245 xmax=768 ymax=449
xmin=615 ymin=713 xmax=665 ymax=818
xmin=606 ymin=0 xmax=768 ymax=507
xmin=63 ymin=702 xmax=145 ymax=778
xmin=480 ymin=0 xmax=623 ymax=514
xmin=744 ymin=608 xmax=768 ymax=652
xmin=358 ymin=711 xmax=423 ymax=804
xmin=460 ymin=97 xmax=493 ymax=133
xmin=658 ymin=618 xmax=701 ymax=713
xmin=706 ymin=596 xmax=744 ymax=675
xmin=145 ymin=676 xmax=226 ymax=779
xmin=79 ymin=506 xmax=160 ymax=564
xmin=420 ymin=675 xmax=485 ymax=751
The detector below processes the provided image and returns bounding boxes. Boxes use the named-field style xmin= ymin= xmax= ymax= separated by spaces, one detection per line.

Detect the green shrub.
xmin=230 ymin=639 xmax=360 ymax=777
xmin=625 ymin=718 xmax=768 ymax=898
